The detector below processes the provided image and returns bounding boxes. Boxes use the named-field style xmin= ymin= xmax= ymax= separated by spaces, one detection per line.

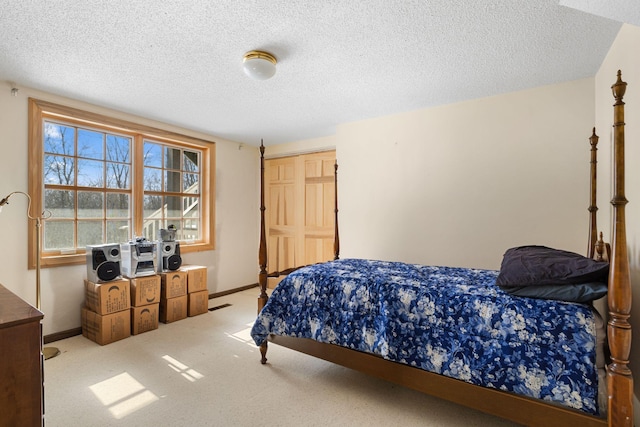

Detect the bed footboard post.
xmin=588 ymin=128 xmax=599 ymax=259
xmin=607 ymin=71 xmax=633 ymax=427
xmin=334 ymin=162 xmax=340 ymax=260
xmin=258 ymin=140 xmax=269 ymax=364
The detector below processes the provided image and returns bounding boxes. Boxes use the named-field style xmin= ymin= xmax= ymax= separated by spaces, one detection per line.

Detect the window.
xmin=29 ymin=99 xmax=215 ymax=268
xmin=43 ymin=122 xmax=133 ymax=249
xmin=141 ymin=140 xmax=202 ymax=242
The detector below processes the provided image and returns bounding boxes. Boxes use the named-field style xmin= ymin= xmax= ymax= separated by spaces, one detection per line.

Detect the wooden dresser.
xmin=0 ymin=284 xmax=44 ymax=427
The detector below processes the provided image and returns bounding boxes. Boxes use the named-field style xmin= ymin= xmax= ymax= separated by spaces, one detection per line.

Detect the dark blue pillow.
xmin=496 ymin=245 xmax=609 ymax=287
xmin=500 ymin=282 xmax=608 ymax=303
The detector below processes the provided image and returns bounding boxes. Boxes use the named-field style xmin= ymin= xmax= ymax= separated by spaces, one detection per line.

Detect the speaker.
xmin=121 ymin=238 xmax=157 ymax=278
xmin=86 ymin=244 xmax=122 ymax=283
xmin=156 ymin=241 xmax=182 ymax=272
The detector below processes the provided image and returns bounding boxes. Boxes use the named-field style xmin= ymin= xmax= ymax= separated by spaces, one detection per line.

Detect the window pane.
xmin=78 ymin=128 xmax=103 ymax=160
xmin=44 ymin=155 xmax=75 ymax=185
xmin=78 ymin=191 xmax=103 ymax=218
xmin=143 ymin=141 xmax=161 ymax=167
xmin=183 ymin=203 xmax=200 ymax=219
xmin=183 ymin=173 xmax=199 ymax=193
xmin=43 ymin=220 xmax=74 ymax=250
xmin=44 ymin=122 xmax=75 ymax=155
xmin=106 ymin=193 xmax=130 ymax=218
xmin=77 ymin=159 xmax=104 ymax=187
xmin=183 ymin=150 xmax=199 ymax=172
xmin=165 ymin=147 xmax=181 ymax=170
xmin=144 ymin=167 xmax=161 ymax=191
xmin=142 ymin=218 xmax=162 ymax=241
xmin=183 ymin=195 xmax=199 ymax=217
xmin=78 ymin=220 xmax=103 ymax=247
xmin=106 ymin=162 xmax=130 ymax=189
xmin=164 ymin=170 xmax=181 ymax=192
xmin=107 ymin=220 xmax=130 ymax=243
xmin=143 ymin=194 xmax=162 ymax=219
xmin=165 ymin=195 xmax=181 ymax=218
xmin=182 ymin=219 xmax=200 ymax=240
xmin=44 ymin=189 xmax=74 ymax=218
xmin=106 ymin=134 xmax=131 ymax=162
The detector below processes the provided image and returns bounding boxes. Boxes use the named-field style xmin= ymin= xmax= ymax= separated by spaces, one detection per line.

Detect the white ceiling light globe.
xmin=243 ymin=51 xmax=277 ymax=80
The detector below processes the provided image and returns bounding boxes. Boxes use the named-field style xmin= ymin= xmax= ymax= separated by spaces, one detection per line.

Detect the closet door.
xmin=265 ymin=150 xmax=336 ymax=276
xmin=301 ymin=152 xmax=336 ymax=266
xmin=265 ymin=156 xmax=297 ymax=274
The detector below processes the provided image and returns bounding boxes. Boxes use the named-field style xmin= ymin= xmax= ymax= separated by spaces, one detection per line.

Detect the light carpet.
xmin=43 ymin=288 xmax=520 ymax=426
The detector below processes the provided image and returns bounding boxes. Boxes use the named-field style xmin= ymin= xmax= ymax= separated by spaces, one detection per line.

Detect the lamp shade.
xmin=243 ymin=50 xmax=277 ymax=80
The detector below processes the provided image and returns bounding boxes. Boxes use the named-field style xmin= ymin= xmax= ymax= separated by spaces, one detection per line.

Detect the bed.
xmin=251 ymin=71 xmax=633 ymax=427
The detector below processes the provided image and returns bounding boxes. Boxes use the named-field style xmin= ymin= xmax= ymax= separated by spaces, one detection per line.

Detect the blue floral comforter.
xmin=251 ymin=258 xmax=600 ymax=415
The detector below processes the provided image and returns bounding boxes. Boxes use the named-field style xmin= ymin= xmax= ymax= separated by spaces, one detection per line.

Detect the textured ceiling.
xmin=0 ymin=1 xmax=629 ymax=146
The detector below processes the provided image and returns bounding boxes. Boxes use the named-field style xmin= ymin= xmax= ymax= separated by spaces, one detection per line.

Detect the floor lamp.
xmin=0 ymin=191 xmax=60 ymax=360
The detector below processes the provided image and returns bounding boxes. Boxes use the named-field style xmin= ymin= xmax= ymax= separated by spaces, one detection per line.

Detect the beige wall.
xmin=594 ymin=23 xmax=640 ymax=420
xmin=0 ymin=84 xmax=259 ymax=335
xmin=335 ymin=78 xmax=595 ymax=269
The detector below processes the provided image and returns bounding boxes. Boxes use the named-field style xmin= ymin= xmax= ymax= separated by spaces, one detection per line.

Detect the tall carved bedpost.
xmin=607 ymin=70 xmax=633 ymax=426
xmin=588 ymin=128 xmax=599 ymax=259
xmin=334 ymin=162 xmax=340 ymax=260
xmin=258 ymin=140 xmax=269 ymax=364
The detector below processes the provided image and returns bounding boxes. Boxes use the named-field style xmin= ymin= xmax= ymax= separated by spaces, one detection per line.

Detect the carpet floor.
xmin=43 ymin=288 xmax=520 ymax=426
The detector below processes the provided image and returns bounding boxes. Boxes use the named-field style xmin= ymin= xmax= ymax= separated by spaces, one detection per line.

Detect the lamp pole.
xmin=35 ymin=216 xmax=41 ymax=311
xmin=0 ymin=191 xmax=59 ymax=359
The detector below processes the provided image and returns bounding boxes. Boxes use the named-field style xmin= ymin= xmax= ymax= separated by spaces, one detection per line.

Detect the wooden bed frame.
xmin=256 ymin=71 xmax=633 ymax=427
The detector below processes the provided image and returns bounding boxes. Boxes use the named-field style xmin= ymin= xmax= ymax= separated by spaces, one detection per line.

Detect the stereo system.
xmin=86 ymin=243 xmax=122 ymax=283
xmin=120 ymin=237 xmax=157 ymax=278
xmin=86 ymin=227 xmax=184 ymax=281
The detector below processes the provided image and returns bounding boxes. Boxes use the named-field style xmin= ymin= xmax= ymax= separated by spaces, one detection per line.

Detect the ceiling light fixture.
xmin=242 ymin=50 xmax=277 ymax=80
